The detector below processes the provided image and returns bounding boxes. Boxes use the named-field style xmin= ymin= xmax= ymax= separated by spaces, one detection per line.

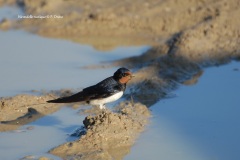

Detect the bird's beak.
xmin=130 ymin=75 xmax=135 ymax=78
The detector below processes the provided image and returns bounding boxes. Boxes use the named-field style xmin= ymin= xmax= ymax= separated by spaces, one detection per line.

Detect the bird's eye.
xmin=123 ymin=73 xmax=127 ymax=77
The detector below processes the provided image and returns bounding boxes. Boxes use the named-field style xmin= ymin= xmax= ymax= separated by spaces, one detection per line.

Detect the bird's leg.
xmin=99 ymin=104 xmax=106 ymax=110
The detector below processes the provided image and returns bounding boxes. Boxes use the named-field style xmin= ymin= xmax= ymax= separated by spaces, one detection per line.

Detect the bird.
xmin=47 ymin=68 xmax=134 ymax=109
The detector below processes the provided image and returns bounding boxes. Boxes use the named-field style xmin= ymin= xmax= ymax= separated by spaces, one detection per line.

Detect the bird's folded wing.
xmin=47 ymin=77 xmax=121 ymax=103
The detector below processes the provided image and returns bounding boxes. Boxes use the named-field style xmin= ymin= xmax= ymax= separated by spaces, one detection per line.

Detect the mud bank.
xmin=115 ymin=42 xmax=239 ymax=107
xmin=1 ymin=0 xmax=240 ymax=51
xmin=0 ymin=89 xmax=74 ymax=132
xmin=50 ymin=102 xmax=150 ymax=159
xmin=0 ymin=90 xmax=150 ymax=159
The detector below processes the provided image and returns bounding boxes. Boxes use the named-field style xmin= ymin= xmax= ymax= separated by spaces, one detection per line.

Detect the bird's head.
xmin=113 ymin=67 xmax=134 ymax=84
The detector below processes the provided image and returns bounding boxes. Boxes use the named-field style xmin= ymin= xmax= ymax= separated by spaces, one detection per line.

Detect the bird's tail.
xmin=47 ymin=99 xmax=65 ymax=103
xmin=47 ymin=94 xmax=83 ymax=103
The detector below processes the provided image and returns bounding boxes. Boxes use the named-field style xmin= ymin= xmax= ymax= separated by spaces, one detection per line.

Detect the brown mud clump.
xmin=0 ymin=89 xmax=75 ymax=132
xmin=50 ymin=102 xmax=150 ymax=160
xmin=0 ymin=94 xmax=57 ymax=132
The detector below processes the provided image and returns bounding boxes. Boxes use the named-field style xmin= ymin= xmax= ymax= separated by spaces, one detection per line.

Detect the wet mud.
xmin=1 ymin=0 xmax=240 ymax=159
xmin=1 ymin=0 xmax=239 ymax=51
xmin=116 ymin=45 xmax=240 ymax=106
xmin=50 ymin=102 xmax=150 ymax=160
xmin=0 ymin=89 xmax=74 ymax=132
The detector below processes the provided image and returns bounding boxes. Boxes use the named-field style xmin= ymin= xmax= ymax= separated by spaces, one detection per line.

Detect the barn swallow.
xmin=47 ymin=68 xmax=134 ymax=109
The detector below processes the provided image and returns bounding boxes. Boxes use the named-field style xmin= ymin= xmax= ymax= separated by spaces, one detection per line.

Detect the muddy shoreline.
xmin=1 ymin=0 xmax=240 ymax=159
xmin=1 ymin=0 xmax=239 ymax=51
xmin=0 ymin=89 xmax=75 ymax=132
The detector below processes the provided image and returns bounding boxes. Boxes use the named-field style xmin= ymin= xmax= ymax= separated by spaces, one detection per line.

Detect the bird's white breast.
xmin=90 ymin=91 xmax=123 ymax=106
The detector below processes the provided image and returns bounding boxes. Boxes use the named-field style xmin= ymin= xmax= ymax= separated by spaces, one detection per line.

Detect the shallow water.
xmin=126 ymin=61 xmax=240 ymax=160
xmin=0 ymin=30 xmax=149 ymax=97
xmin=1 ymin=5 xmax=240 ymax=160
xmin=0 ymin=29 xmax=148 ymax=159
xmin=0 ymin=5 xmax=23 ymax=21
xmin=0 ymin=6 xmax=149 ymax=97
xmin=0 ymin=6 xmax=149 ymax=158
xmin=0 ymin=107 xmax=82 ymax=160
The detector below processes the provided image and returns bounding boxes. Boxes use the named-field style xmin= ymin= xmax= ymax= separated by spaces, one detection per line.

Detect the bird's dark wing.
xmin=47 ymin=77 xmax=125 ymax=103
xmin=82 ymin=76 xmax=125 ymax=99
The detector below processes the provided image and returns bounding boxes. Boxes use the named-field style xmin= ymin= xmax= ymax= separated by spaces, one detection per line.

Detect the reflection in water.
xmin=1 ymin=5 xmax=240 ymax=160
xmin=0 ymin=107 xmax=82 ymax=160
xmin=0 ymin=27 xmax=148 ymax=159
xmin=128 ymin=55 xmax=203 ymax=106
xmin=1 ymin=108 xmax=42 ymax=125
xmin=124 ymin=46 xmax=239 ymax=109
xmin=182 ymin=70 xmax=203 ymax=86
xmin=126 ymin=61 xmax=240 ymax=160
xmin=0 ymin=30 xmax=148 ymax=97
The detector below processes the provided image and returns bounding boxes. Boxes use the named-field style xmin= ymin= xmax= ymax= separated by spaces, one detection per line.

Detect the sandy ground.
xmin=1 ymin=0 xmax=240 ymax=159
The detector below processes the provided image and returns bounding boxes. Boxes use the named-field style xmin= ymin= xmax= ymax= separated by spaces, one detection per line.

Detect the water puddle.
xmin=0 ymin=6 xmax=149 ymax=158
xmin=0 ymin=107 xmax=82 ymax=160
xmin=126 ymin=61 xmax=240 ymax=160
xmin=0 ymin=30 xmax=149 ymax=97
xmin=0 ymin=5 xmax=23 ymax=21
xmin=0 ymin=29 xmax=148 ymax=159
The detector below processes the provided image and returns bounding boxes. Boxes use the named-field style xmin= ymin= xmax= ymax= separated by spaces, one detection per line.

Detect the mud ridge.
xmin=50 ymin=102 xmax=150 ymax=160
xmin=2 ymin=0 xmax=239 ymax=50
xmin=0 ymin=89 xmax=76 ymax=132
